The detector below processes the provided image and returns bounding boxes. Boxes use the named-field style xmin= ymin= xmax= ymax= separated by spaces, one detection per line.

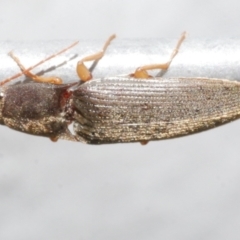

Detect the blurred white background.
xmin=1 ymin=1 xmax=240 ymax=240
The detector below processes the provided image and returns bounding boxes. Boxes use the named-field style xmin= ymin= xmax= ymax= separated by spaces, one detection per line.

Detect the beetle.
xmin=1 ymin=32 xmax=240 ymax=144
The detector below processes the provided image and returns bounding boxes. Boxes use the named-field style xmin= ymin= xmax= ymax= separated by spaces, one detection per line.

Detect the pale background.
xmin=1 ymin=1 xmax=240 ymax=240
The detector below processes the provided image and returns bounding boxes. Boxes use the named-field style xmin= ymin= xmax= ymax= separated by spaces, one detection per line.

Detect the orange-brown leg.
xmin=140 ymin=140 xmax=149 ymax=145
xmin=132 ymin=32 xmax=186 ymax=79
xmin=76 ymin=34 xmax=116 ymax=81
xmin=135 ymin=32 xmax=186 ymax=145
xmin=8 ymin=52 xmax=63 ymax=84
xmin=1 ymin=41 xmax=79 ymax=86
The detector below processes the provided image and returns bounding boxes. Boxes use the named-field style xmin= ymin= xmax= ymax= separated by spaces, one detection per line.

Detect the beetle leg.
xmin=8 ymin=52 xmax=63 ymax=84
xmin=1 ymin=41 xmax=78 ymax=86
xmin=134 ymin=32 xmax=186 ymax=145
xmin=76 ymin=34 xmax=116 ymax=82
xmin=140 ymin=140 xmax=149 ymax=145
xmin=131 ymin=32 xmax=186 ymax=79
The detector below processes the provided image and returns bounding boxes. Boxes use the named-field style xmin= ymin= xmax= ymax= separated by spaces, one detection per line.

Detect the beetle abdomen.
xmin=73 ymin=77 xmax=240 ymax=144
